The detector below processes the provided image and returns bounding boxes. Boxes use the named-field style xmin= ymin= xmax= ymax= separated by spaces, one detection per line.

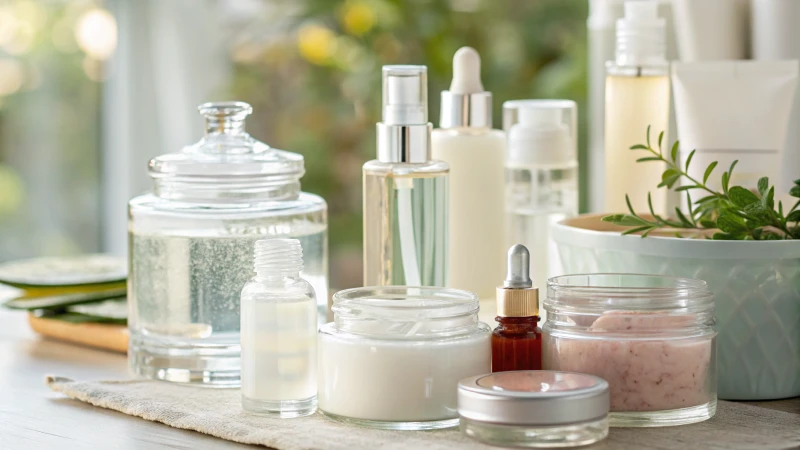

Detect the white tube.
xmin=671 ymin=61 xmax=799 ymax=192
xmin=751 ymin=0 xmax=800 ymax=197
xmin=672 ymin=0 xmax=750 ymax=62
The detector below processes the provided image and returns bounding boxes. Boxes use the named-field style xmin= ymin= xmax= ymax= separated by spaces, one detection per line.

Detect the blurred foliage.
xmin=226 ymin=0 xmax=589 ymax=286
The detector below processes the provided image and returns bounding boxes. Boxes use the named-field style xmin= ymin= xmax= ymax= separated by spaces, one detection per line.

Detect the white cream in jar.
xmin=542 ymin=274 xmax=717 ymax=427
xmin=317 ymin=286 xmax=491 ymax=430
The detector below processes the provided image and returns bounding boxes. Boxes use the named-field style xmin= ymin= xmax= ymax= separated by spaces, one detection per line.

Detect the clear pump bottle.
xmin=502 ymin=100 xmax=578 ymax=292
xmin=240 ymin=239 xmax=317 ymax=417
xmin=363 ymin=66 xmax=448 ymax=287
xmin=604 ymin=1 xmax=670 ymax=214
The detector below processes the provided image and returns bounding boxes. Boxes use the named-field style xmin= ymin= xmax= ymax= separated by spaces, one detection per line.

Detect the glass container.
xmin=502 ymin=100 xmax=578 ymax=294
xmin=128 ymin=101 xmax=328 ymax=387
xmin=240 ymin=239 xmax=317 ymax=417
xmin=317 ymin=286 xmax=491 ymax=430
xmin=458 ymin=371 xmax=610 ymax=448
xmin=543 ymin=274 xmax=717 ymax=427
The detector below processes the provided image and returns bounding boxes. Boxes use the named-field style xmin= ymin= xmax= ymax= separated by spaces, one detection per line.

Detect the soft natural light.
xmin=75 ymin=8 xmax=117 ymax=60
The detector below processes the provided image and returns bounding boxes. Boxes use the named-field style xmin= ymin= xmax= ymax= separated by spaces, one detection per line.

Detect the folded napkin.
xmin=45 ymin=376 xmax=490 ymax=450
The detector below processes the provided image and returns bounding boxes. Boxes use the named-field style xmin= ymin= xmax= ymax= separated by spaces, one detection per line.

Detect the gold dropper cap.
xmin=496 ymin=244 xmax=539 ymax=317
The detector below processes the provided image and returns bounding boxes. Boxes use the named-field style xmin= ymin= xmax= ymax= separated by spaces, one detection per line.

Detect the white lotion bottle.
xmin=604 ymin=1 xmax=670 ymax=215
xmin=432 ymin=47 xmax=505 ymax=301
xmin=240 ymin=238 xmax=317 ymax=417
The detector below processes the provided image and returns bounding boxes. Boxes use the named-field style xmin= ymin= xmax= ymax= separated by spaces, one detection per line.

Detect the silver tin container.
xmin=458 ymin=371 xmax=609 ymax=448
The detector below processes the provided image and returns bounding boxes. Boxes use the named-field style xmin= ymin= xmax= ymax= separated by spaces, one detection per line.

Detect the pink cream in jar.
xmin=542 ymin=274 xmax=716 ymax=427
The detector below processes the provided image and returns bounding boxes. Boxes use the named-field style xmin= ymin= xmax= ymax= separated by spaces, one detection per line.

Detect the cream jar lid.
xmin=458 ymin=371 xmax=609 ymax=426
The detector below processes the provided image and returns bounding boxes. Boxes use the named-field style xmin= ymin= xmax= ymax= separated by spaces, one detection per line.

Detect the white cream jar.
xmin=318 ymin=286 xmax=491 ymax=430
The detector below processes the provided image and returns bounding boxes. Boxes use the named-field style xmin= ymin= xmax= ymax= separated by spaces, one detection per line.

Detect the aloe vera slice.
xmin=0 ymin=254 xmax=127 ymax=288
xmin=4 ymin=287 xmax=127 ymax=310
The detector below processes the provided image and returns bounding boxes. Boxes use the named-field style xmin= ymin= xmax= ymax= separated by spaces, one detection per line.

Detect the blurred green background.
xmin=0 ymin=0 xmax=588 ymax=289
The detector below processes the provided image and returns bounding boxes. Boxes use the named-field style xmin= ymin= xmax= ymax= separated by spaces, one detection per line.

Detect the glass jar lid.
xmin=148 ymin=101 xmax=304 ymax=189
xmin=458 ymin=371 xmax=609 ymax=426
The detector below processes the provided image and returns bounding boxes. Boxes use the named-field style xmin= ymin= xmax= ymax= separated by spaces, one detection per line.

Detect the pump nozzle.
xmin=449 ymin=47 xmax=484 ymax=94
xmin=382 ymin=65 xmax=428 ymax=126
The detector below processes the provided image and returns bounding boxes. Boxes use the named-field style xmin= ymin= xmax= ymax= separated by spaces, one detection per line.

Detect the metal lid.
xmin=458 ymin=371 xmax=610 ymax=426
xmin=439 ymin=47 xmax=492 ymax=129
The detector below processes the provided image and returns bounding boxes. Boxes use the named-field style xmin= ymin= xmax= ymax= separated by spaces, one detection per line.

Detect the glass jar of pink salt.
xmin=542 ymin=274 xmax=716 ymax=427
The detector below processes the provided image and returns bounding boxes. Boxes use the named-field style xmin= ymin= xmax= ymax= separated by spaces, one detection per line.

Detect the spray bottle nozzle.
xmin=382 ymin=65 xmax=428 ymax=126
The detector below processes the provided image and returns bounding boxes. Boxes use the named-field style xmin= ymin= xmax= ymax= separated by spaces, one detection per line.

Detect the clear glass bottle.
xmin=604 ymin=1 xmax=670 ymax=215
xmin=363 ymin=66 xmax=448 ymax=287
xmin=502 ymin=100 xmax=578 ymax=292
xmin=128 ymin=102 xmax=328 ymax=387
xmin=240 ymin=239 xmax=317 ymax=417
xmin=543 ymin=274 xmax=717 ymax=427
xmin=318 ymin=286 xmax=491 ymax=430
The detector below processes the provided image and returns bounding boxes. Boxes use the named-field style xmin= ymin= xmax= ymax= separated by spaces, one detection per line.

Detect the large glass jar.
xmin=318 ymin=286 xmax=491 ymax=430
xmin=128 ymin=102 xmax=327 ymax=387
xmin=542 ymin=274 xmax=717 ymax=427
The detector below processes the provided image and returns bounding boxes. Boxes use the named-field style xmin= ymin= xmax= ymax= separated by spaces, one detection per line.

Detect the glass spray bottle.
xmin=363 ymin=66 xmax=448 ymax=287
xmin=604 ymin=1 xmax=670 ymax=214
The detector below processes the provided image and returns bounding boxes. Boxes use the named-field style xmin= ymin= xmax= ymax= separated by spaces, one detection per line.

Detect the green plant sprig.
xmin=602 ymin=126 xmax=800 ymax=240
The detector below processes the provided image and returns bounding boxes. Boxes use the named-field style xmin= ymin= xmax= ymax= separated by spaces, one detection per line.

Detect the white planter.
xmin=552 ymin=214 xmax=800 ymax=400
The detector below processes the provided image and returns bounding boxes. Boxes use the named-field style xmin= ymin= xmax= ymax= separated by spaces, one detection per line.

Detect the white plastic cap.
xmin=382 ymin=65 xmax=428 ymax=125
xmin=615 ymin=0 xmax=666 ymax=66
xmin=505 ymin=101 xmax=576 ymax=167
xmin=449 ymin=47 xmax=484 ymax=94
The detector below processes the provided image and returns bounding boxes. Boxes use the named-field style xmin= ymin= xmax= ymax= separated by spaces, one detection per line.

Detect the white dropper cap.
xmin=382 ymin=65 xmax=428 ymax=126
xmin=508 ymin=104 xmax=572 ymax=166
xmin=615 ymin=1 xmax=666 ymax=67
xmin=439 ymin=47 xmax=492 ymax=129
xmin=449 ymin=47 xmax=484 ymax=94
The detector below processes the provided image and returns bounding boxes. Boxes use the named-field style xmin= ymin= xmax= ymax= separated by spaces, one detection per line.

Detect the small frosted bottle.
xmin=240 ymin=239 xmax=317 ymax=417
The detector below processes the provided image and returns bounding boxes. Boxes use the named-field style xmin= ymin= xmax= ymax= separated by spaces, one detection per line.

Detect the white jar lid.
xmin=458 ymin=371 xmax=609 ymax=425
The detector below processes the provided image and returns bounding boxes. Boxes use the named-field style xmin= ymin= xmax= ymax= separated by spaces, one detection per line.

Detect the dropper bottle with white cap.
xmin=431 ymin=47 xmax=506 ymax=302
xmin=363 ymin=65 xmax=449 ymax=287
xmin=604 ymin=0 xmax=670 ymax=215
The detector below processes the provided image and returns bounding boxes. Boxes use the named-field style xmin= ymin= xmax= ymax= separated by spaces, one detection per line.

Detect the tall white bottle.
xmin=431 ymin=47 xmax=506 ymax=300
xmin=604 ymin=1 xmax=670 ymax=215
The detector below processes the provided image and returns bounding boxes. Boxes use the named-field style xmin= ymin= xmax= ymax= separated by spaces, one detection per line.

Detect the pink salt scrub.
xmin=544 ymin=311 xmax=713 ymax=412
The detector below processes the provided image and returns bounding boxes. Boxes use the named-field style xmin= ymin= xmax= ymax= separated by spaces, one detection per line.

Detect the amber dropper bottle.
xmin=492 ymin=244 xmax=542 ymax=372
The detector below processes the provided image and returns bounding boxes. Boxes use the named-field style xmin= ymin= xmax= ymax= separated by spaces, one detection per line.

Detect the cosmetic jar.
xmin=458 ymin=371 xmax=609 ymax=448
xmin=318 ymin=286 xmax=491 ymax=430
xmin=543 ymin=274 xmax=717 ymax=427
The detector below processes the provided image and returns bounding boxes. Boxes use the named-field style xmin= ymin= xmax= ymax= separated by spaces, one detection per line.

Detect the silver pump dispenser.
xmin=439 ymin=47 xmax=492 ymax=129
xmin=376 ymin=65 xmax=432 ymax=163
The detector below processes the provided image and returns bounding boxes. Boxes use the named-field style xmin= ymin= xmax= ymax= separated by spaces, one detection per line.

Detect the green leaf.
xmin=712 ymin=232 xmax=738 ymax=240
xmin=695 ymin=195 xmax=718 ymax=205
xmin=670 ymin=139 xmax=678 ymax=162
xmin=630 ymin=144 xmax=648 ymax=150
xmin=658 ymin=174 xmax=681 ymax=189
xmin=787 ymin=210 xmax=800 ymax=222
xmin=675 ymin=185 xmax=702 ymax=191
xmin=699 ymin=219 xmax=717 ymax=228
xmin=636 ymin=157 xmax=662 ymax=162
xmin=728 ymin=186 xmax=760 ymax=208
xmin=622 ymin=225 xmax=652 ymax=236
xmin=684 ymin=149 xmax=695 ymax=171
xmin=790 ymin=185 xmax=800 ymax=198
xmin=794 ymin=178 xmax=800 ymax=186
xmin=605 ymin=214 xmax=649 ymax=227
xmin=658 ymin=131 xmax=664 ymax=152
xmin=766 ymin=186 xmax=775 ymax=209
xmin=722 ymin=172 xmax=730 ymax=194
xmin=757 ymin=177 xmax=769 ymax=198
xmin=703 ymin=162 xmax=718 ymax=185
xmin=625 ymin=194 xmax=636 ymax=215
xmin=728 ymin=160 xmax=739 ymax=178
xmin=646 ymin=125 xmax=651 ymax=148
xmin=675 ymin=208 xmax=694 ymax=227
xmin=717 ymin=211 xmax=749 ymax=233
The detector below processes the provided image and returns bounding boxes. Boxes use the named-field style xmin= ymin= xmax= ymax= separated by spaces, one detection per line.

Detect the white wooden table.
xmin=1 ymin=307 xmax=798 ymax=450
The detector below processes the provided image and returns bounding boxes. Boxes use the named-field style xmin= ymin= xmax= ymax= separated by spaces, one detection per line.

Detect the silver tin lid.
xmin=458 ymin=371 xmax=609 ymax=426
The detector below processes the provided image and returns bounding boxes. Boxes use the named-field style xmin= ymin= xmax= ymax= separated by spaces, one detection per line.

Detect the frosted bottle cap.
xmin=615 ymin=1 xmax=666 ymax=66
xmin=382 ymin=65 xmax=428 ymax=125
xmin=458 ymin=371 xmax=610 ymax=425
xmin=503 ymin=100 xmax=577 ymax=167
